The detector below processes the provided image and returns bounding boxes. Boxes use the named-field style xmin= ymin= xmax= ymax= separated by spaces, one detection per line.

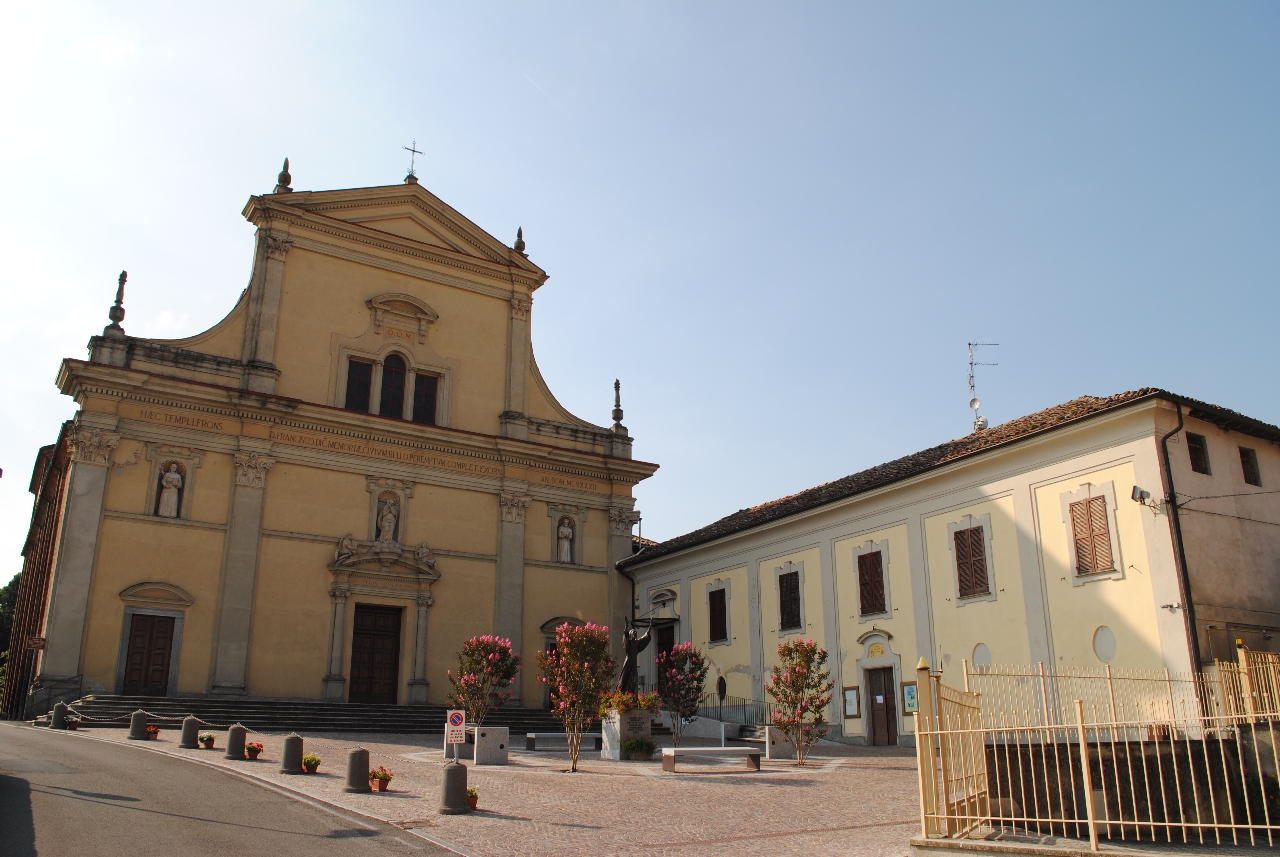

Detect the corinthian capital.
xmin=70 ymin=428 xmax=121 ymax=466
xmin=499 ymin=492 xmax=532 ymax=524
xmin=265 ymin=236 xmax=293 ymax=261
xmin=510 ymin=295 xmax=532 ymax=321
xmin=234 ymin=452 xmax=276 ymax=488
xmin=609 ymin=508 xmax=642 ymax=537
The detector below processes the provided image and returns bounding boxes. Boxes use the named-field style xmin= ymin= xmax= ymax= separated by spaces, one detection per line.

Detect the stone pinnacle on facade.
xmin=274 ymin=158 xmax=293 ymax=193
xmin=611 ymin=379 xmax=625 ymax=431
xmin=104 ymin=270 xmax=127 ymax=337
xmin=514 ymin=227 xmax=525 ymax=254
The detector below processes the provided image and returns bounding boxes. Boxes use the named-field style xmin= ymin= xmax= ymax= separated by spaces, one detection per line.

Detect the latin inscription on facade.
xmin=384 ymin=327 xmax=414 ymax=342
xmin=269 ymin=428 xmax=504 ymax=478
xmin=537 ymin=472 xmax=601 ymax=493
xmin=137 ymin=407 xmax=228 ymax=432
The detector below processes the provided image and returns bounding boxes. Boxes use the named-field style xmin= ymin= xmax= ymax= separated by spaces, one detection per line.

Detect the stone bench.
xmin=526 ymin=732 xmax=602 ymax=751
xmin=661 ymin=746 xmax=761 ymax=772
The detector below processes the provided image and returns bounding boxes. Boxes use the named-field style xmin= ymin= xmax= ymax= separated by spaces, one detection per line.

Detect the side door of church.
xmin=349 ymin=605 xmax=402 ymax=705
xmin=122 ymin=614 xmax=175 ymax=696
xmin=866 ymin=667 xmax=898 ymax=746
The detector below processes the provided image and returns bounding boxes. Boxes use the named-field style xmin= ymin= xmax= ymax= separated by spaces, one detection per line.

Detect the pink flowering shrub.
xmin=764 ymin=638 xmax=834 ymax=766
xmin=536 ymin=622 xmax=614 ymax=772
xmin=446 ymin=635 xmax=521 ymax=726
xmin=654 ymin=642 xmax=709 ymax=747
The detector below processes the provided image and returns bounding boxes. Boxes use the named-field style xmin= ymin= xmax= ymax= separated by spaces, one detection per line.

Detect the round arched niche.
xmin=972 ymin=643 xmax=993 ymax=667
xmin=1093 ymin=626 xmax=1117 ymax=663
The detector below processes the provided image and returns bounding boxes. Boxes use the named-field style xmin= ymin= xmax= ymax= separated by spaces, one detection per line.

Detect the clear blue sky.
xmin=2 ymin=2 xmax=1277 ymax=583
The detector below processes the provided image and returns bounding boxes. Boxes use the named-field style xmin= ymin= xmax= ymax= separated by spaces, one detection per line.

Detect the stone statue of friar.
xmin=617 ymin=617 xmax=652 ymax=694
xmin=156 ymin=463 xmax=182 ymax=518
xmin=556 ymin=517 xmax=574 ymax=563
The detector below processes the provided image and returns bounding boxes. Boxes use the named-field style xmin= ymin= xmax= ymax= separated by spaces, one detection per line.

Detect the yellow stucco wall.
xmin=689 ymin=566 xmax=752 ymax=699
xmin=759 ymin=547 xmax=825 ymax=677
xmin=427 ymin=557 xmax=499 ymax=705
xmin=1035 ymin=462 xmax=1162 ymax=670
xmin=925 ymin=496 xmax=1028 ymax=677
xmin=521 ymin=566 xmax=608 ymax=703
xmin=246 ymin=537 xmax=335 ymax=699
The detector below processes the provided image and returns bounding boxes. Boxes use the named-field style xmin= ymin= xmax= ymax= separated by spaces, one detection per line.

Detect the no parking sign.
xmin=446 ymin=709 xmax=466 ymax=745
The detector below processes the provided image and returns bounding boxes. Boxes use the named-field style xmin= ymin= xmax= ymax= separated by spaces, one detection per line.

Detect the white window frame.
xmin=1058 ymin=480 xmax=1125 ymax=586
xmin=946 ymin=513 xmax=997 ymax=605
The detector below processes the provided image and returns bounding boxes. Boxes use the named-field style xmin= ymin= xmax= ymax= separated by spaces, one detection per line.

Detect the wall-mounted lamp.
xmin=1160 ymin=603 xmax=1183 ymax=613
xmin=1132 ymin=486 xmax=1162 ymax=514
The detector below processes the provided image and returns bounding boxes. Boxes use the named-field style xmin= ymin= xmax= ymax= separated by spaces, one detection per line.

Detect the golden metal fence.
xmin=917 ymin=661 xmax=1280 ymax=851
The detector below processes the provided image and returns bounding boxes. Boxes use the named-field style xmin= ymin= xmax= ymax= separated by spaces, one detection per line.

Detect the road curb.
xmin=21 ymin=724 xmax=479 ymax=857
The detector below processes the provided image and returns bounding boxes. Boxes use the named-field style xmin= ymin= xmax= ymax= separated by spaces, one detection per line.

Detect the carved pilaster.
xmin=234 ymin=453 xmax=275 ymax=488
xmin=499 ymin=492 xmax=532 ymax=524
xmin=609 ymin=508 xmax=642 ymax=537
xmin=510 ymin=295 xmax=532 ymax=321
xmin=70 ymin=428 xmax=121 ymax=466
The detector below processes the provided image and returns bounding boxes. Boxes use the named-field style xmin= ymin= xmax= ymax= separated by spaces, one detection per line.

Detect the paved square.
xmin=91 ymin=727 xmax=920 ymax=856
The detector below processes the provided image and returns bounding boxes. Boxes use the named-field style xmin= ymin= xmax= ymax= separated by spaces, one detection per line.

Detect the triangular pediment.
xmin=270 ymin=183 xmax=541 ymax=273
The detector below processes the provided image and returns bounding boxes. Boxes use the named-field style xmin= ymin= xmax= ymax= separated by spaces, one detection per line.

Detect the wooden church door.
xmin=122 ymin=614 xmax=175 ymax=696
xmin=867 ymin=667 xmax=898 ymax=746
xmin=349 ymin=605 xmax=402 ymax=704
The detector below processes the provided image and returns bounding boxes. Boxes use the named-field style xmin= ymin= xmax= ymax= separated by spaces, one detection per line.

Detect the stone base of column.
xmin=210 ymin=684 xmax=247 ymax=695
xmin=407 ymin=679 xmax=429 ymax=704
xmin=322 ymin=675 xmax=346 ymax=700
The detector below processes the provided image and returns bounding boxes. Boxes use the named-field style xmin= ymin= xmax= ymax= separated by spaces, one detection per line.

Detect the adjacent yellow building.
xmin=620 ymin=391 xmax=1280 ymax=745
xmin=5 ymin=163 xmax=657 ymax=717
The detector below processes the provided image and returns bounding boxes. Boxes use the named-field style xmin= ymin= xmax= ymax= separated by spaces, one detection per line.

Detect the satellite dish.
xmin=969 ymin=397 xmax=981 ymax=412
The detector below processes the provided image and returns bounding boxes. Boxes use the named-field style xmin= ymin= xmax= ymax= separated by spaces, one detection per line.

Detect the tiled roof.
xmin=620 ymin=388 xmax=1280 ymax=569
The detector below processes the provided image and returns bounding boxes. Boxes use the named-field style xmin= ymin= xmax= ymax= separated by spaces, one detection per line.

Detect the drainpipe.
xmin=1159 ymin=400 xmax=1204 ymax=672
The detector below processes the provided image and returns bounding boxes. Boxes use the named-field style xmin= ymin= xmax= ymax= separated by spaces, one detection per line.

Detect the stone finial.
xmin=104 ymin=270 xmax=127 ymax=337
xmin=513 ymin=227 xmax=525 ymax=254
xmin=274 ymin=158 xmax=293 ymax=194
xmin=611 ymin=379 xmax=625 ymax=429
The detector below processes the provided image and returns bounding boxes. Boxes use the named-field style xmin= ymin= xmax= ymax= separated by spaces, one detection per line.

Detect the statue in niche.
xmin=156 ymin=463 xmax=183 ymax=518
xmin=377 ymin=502 xmax=399 ymax=545
xmin=557 ymin=516 xmax=575 ymax=564
xmin=335 ymin=533 xmax=359 ymax=565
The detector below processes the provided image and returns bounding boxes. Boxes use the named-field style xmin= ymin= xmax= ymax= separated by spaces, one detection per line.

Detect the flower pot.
xmin=303 ymin=763 xmax=318 ymax=774
xmin=626 ymin=750 xmax=652 ymax=761
xmin=370 ymin=779 xmax=390 ymax=792
xmin=67 ymin=723 xmax=79 ymax=731
xmin=467 ymin=795 xmax=479 ymax=811
xmin=200 ymin=741 xmax=215 ymax=750
xmin=245 ymin=749 xmax=261 ymax=760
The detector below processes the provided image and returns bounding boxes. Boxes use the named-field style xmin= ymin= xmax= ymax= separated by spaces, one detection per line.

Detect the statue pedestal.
xmin=601 ymin=709 xmax=651 ymax=760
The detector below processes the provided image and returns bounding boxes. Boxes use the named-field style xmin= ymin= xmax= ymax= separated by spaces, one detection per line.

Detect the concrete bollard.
xmin=127 ymin=710 xmax=149 ymax=740
xmin=438 ymin=760 xmax=470 ymax=814
xmin=344 ymin=747 xmax=372 ymax=793
xmin=280 ymin=734 xmax=304 ymax=774
xmin=526 ymin=733 xmax=536 ymax=751
xmin=178 ymin=717 xmax=200 ymax=749
xmin=224 ymin=724 xmax=247 ymax=759
xmin=51 ymin=703 xmax=68 ymax=730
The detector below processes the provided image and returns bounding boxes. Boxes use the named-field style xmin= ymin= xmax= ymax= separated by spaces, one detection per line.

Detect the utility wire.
xmin=1177 ymin=489 xmax=1280 ymax=502
xmin=1177 ymin=506 xmax=1280 ymax=528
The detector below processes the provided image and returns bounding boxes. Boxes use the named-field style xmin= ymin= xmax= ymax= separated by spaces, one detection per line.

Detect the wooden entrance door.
xmin=866 ymin=667 xmax=898 ymax=746
xmin=349 ymin=605 xmax=402 ymax=704
xmin=122 ymin=614 xmax=175 ymax=696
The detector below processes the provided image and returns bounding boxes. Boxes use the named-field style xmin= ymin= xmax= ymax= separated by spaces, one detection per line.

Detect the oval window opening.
xmin=1093 ymin=626 xmax=1117 ymax=663
xmin=972 ymin=643 xmax=993 ymax=667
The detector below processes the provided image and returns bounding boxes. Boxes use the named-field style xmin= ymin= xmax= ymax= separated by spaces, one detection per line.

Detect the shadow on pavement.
xmin=0 ymin=774 xmax=37 ymax=857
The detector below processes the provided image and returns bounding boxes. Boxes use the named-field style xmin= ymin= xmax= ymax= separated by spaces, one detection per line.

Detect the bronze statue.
xmin=618 ymin=617 xmax=652 ymax=693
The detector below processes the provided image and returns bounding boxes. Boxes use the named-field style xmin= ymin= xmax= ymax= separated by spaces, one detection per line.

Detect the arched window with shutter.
xmin=379 ymin=354 xmax=407 ymax=418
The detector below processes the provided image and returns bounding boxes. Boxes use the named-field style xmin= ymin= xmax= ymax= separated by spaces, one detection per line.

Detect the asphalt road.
xmin=0 ymin=723 xmax=452 ymax=857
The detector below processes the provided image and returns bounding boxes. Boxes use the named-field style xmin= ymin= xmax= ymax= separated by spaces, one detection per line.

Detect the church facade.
xmin=4 ymin=163 xmax=656 ymax=716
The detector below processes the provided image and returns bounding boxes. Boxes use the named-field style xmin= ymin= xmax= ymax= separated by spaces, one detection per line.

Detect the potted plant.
xmin=199 ymin=732 xmax=216 ymax=749
xmin=144 ymin=725 xmax=160 ymax=740
xmin=369 ymin=766 xmax=393 ymax=792
xmin=244 ymin=742 xmax=264 ymax=760
xmin=466 ymin=786 xmax=479 ymax=811
xmin=66 ymin=716 xmax=80 ymax=731
xmin=620 ymin=737 xmax=656 ymax=761
xmin=302 ymin=754 xmax=321 ymax=774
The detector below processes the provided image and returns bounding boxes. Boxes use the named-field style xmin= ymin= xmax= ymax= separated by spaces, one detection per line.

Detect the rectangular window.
xmin=954 ymin=526 xmax=989 ymax=597
xmin=344 ymin=360 xmax=372 ymax=412
xmin=1241 ymin=447 xmax=1262 ymax=487
xmin=412 ymin=373 xmax=438 ymax=425
xmin=1187 ymin=432 xmax=1211 ymax=474
xmin=708 ymin=588 xmax=728 ymax=642
xmin=778 ymin=570 xmax=801 ymax=631
xmin=858 ymin=551 xmax=886 ymax=615
xmin=1069 ymin=496 xmax=1114 ymax=574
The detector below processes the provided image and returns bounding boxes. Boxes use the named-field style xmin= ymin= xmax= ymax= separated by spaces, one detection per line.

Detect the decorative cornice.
xmin=265 ymin=236 xmax=293 ymax=261
xmin=234 ymin=452 xmax=275 ymax=488
xmin=499 ymin=492 xmax=532 ymax=524
xmin=70 ymin=428 xmax=120 ymax=466
xmin=609 ymin=508 xmax=642 ymax=537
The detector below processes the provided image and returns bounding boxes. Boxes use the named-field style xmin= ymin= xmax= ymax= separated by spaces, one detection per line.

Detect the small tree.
xmin=446 ymin=635 xmax=521 ymax=726
xmin=537 ymin=622 xmax=615 ymax=772
xmin=765 ymin=638 xmax=834 ymax=766
xmin=654 ymin=642 xmax=709 ymax=747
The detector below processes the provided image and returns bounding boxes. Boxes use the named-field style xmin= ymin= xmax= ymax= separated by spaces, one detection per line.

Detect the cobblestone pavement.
xmin=86 ymin=726 xmax=920 ymax=857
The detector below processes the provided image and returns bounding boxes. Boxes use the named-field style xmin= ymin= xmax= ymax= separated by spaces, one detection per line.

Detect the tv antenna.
xmin=967 ymin=342 xmax=998 ymax=432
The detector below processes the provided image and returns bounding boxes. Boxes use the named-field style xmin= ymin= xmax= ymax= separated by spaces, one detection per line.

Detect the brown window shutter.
xmin=708 ymin=589 xmax=727 ymax=641
xmin=1088 ymin=497 xmax=1113 ymax=571
xmin=1069 ymin=499 xmax=1095 ymax=573
xmin=967 ymin=527 xmax=988 ymax=594
xmin=858 ymin=551 xmax=886 ymax=614
xmin=954 ymin=529 xmax=973 ymax=596
xmin=779 ymin=571 xmax=801 ymax=630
